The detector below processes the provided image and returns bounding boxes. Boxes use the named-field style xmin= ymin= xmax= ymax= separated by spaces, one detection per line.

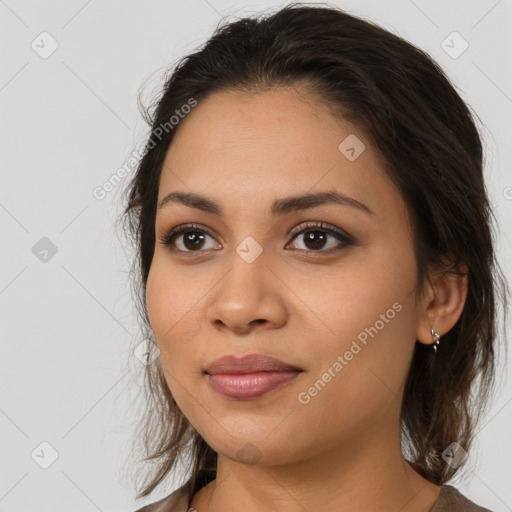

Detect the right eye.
xmin=158 ymin=223 xmax=222 ymax=253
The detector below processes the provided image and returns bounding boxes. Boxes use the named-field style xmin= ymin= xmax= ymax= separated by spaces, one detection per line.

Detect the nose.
xmin=205 ymin=249 xmax=288 ymax=335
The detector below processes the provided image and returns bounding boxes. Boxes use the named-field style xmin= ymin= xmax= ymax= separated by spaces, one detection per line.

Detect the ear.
xmin=416 ymin=259 xmax=468 ymax=347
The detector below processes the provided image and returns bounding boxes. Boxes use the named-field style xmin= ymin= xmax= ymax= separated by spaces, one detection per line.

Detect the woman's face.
xmin=146 ymin=86 xmax=427 ymax=466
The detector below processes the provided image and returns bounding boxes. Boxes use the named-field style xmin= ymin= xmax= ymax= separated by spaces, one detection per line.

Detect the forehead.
xmin=165 ymin=86 xmax=357 ymax=167
xmin=157 ymin=87 xmax=399 ymax=219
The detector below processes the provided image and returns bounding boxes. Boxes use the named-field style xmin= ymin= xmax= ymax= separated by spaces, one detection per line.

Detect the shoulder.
xmin=432 ymin=485 xmax=494 ymax=512
xmin=132 ymin=480 xmax=192 ymax=512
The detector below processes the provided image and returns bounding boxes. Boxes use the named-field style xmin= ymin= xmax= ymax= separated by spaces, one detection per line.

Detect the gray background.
xmin=1 ymin=0 xmax=511 ymax=510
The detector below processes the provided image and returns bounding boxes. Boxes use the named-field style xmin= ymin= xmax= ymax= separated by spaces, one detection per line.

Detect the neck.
xmin=189 ymin=405 xmax=441 ymax=512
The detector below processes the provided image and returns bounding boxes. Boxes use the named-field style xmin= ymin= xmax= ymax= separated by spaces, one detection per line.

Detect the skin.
xmin=145 ymin=86 xmax=468 ymax=512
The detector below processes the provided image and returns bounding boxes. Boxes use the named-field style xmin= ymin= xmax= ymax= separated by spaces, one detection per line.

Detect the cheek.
xmin=145 ymin=262 xmax=187 ymax=383
xmin=145 ymin=258 xmax=198 ymax=340
xmin=145 ymin=264 xmax=170 ymax=340
xmin=145 ymin=266 xmax=198 ymax=411
xmin=145 ymin=259 xmax=206 ymax=379
xmin=305 ymin=244 xmax=419 ymax=393
xmin=308 ymin=246 xmax=416 ymax=343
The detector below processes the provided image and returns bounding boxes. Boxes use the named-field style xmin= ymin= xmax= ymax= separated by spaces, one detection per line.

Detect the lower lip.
xmin=207 ymin=371 xmax=301 ymax=400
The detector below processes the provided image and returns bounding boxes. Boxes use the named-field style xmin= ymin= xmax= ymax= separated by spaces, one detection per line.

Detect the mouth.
xmin=204 ymin=353 xmax=304 ymax=400
xmin=204 ymin=353 xmax=303 ymax=375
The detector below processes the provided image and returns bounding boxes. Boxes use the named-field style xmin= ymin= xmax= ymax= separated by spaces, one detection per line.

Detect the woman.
xmin=123 ymin=3 xmax=508 ymax=511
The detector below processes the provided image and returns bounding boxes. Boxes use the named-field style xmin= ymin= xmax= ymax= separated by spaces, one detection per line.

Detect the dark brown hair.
xmin=120 ymin=2 xmax=509 ymax=502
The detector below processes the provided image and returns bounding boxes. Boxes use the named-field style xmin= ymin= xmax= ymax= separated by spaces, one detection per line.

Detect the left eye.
xmin=158 ymin=222 xmax=354 ymax=253
xmin=287 ymin=225 xmax=353 ymax=252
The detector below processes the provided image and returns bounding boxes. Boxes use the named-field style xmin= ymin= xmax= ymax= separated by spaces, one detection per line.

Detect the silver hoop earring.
xmin=431 ymin=328 xmax=441 ymax=353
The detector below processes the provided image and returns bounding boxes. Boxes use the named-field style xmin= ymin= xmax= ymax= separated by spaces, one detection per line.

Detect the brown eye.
xmin=158 ymin=224 xmax=221 ymax=252
xmin=158 ymin=221 xmax=354 ymax=254
xmin=287 ymin=222 xmax=354 ymax=252
xmin=178 ymin=230 xmax=207 ymax=251
xmin=297 ymin=230 xmax=329 ymax=250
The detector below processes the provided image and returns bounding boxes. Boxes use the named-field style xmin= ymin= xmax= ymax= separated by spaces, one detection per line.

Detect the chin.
xmin=205 ymin=430 xmax=305 ymax=468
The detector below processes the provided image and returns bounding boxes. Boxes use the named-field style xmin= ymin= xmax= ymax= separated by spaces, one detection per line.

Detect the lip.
xmin=204 ymin=353 xmax=303 ymax=400
xmin=204 ymin=353 xmax=303 ymax=375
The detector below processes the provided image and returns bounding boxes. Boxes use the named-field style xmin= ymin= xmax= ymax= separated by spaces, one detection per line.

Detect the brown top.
xmin=133 ymin=480 xmax=494 ymax=512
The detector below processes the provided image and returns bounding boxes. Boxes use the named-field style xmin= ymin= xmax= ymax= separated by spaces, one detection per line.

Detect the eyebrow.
xmin=158 ymin=190 xmax=375 ymax=217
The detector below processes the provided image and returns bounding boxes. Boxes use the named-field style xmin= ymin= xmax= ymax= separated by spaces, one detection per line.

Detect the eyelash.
xmin=157 ymin=221 xmax=355 ymax=255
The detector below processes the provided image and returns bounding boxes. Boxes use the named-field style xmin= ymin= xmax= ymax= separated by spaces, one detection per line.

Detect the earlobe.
xmin=416 ymin=261 xmax=468 ymax=347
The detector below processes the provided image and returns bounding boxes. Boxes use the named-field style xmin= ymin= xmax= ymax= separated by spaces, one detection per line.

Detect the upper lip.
xmin=204 ymin=353 xmax=303 ymax=375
